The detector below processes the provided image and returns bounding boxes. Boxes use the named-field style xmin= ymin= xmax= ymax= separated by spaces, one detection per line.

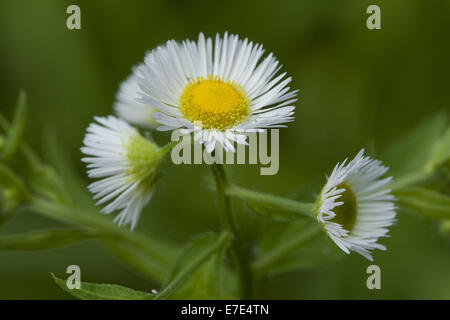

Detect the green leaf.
xmin=154 ymin=231 xmax=232 ymax=300
xmin=43 ymin=128 xmax=95 ymax=210
xmin=427 ymin=126 xmax=450 ymax=173
xmin=0 ymin=103 xmax=71 ymax=204
xmin=253 ymin=222 xmax=322 ymax=275
xmin=2 ymin=90 xmax=27 ymax=161
xmin=0 ymin=228 xmax=100 ymax=250
xmin=384 ymin=112 xmax=449 ymax=189
xmin=52 ymin=273 xmax=154 ymax=300
xmin=29 ymin=197 xmax=178 ymax=284
xmin=0 ymin=165 xmax=24 ymax=224
xmin=0 ymin=164 xmax=30 ymax=212
xmin=104 ymin=240 xmax=170 ymax=283
xmin=261 ymin=234 xmax=345 ymax=276
xmin=169 ymin=233 xmax=238 ymax=299
xmin=0 ymin=164 xmax=27 ymax=194
xmin=394 ymin=186 xmax=450 ymax=219
xmin=26 ymin=163 xmax=71 ymax=204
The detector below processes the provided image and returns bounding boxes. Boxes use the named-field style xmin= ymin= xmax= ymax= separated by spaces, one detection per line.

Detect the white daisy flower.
xmin=316 ymin=149 xmax=397 ymax=261
xmin=114 ymin=66 xmax=159 ymax=129
xmin=136 ymin=32 xmax=297 ymax=153
xmin=81 ymin=116 xmax=166 ymax=229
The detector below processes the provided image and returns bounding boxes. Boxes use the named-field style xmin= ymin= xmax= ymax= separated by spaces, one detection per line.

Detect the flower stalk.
xmin=210 ymin=163 xmax=253 ymax=299
xmin=226 ymin=184 xmax=316 ymax=219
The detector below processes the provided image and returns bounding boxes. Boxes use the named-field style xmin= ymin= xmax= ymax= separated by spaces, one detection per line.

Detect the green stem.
xmin=158 ymin=140 xmax=179 ymax=156
xmin=253 ymin=224 xmax=321 ymax=274
xmin=210 ymin=164 xmax=253 ymax=299
xmin=210 ymin=164 xmax=236 ymax=233
xmin=154 ymin=231 xmax=231 ymax=300
xmin=226 ymin=184 xmax=315 ymax=218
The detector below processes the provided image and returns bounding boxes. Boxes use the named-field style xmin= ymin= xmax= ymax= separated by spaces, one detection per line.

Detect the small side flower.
xmin=81 ymin=116 xmax=165 ymax=229
xmin=316 ymin=149 xmax=397 ymax=261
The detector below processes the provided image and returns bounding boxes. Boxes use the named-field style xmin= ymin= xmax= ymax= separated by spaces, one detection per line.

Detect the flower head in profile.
xmin=81 ymin=116 xmax=166 ymax=229
xmin=316 ymin=149 xmax=396 ymax=260
xmin=114 ymin=66 xmax=159 ymax=129
xmin=135 ymin=32 xmax=297 ymax=153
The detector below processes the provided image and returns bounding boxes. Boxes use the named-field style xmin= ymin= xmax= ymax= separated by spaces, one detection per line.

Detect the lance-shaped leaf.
xmin=43 ymin=128 xmax=95 ymax=209
xmin=52 ymin=274 xmax=155 ymax=300
xmin=1 ymin=90 xmax=27 ymax=161
xmin=394 ymin=186 xmax=450 ymax=219
xmin=29 ymin=197 xmax=178 ymax=283
xmin=0 ymin=164 xmax=30 ymax=215
xmin=426 ymin=126 xmax=450 ymax=173
xmin=154 ymin=231 xmax=232 ymax=300
xmin=103 ymin=240 xmax=170 ymax=284
xmin=384 ymin=113 xmax=449 ymax=190
xmin=254 ymin=220 xmax=330 ymax=276
xmin=0 ymin=228 xmax=100 ymax=251
xmin=168 ymin=232 xmax=238 ymax=299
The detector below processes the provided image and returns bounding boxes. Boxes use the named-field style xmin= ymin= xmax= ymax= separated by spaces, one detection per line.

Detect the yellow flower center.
xmin=180 ymin=76 xmax=251 ymax=130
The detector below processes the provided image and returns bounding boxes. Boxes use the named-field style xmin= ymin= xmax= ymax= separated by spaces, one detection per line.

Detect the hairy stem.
xmin=226 ymin=184 xmax=315 ymax=219
xmin=210 ymin=164 xmax=253 ymax=299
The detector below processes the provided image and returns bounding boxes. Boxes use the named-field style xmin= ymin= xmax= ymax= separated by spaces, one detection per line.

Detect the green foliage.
xmin=395 ymin=187 xmax=450 ymax=220
xmin=254 ymin=222 xmax=323 ymax=275
xmin=155 ymin=231 xmax=232 ymax=300
xmin=43 ymin=128 xmax=96 ymax=210
xmin=0 ymin=164 xmax=30 ymax=214
xmin=256 ymin=220 xmax=344 ymax=276
xmin=385 ymin=113 xmax=449 ymax=190
xmin=427 ymin=126 xmax=450 ymax=173
xmin=169 ymin=232 xmax=238 ymax=299
xmin=26 ymin=164 xmax=70 ymax=204
xmin=0 ymin=229 xmax=100 ymax=251
xmin=0 ymin=91 xmax=448 ymax=300
xmin=1 ymin=90 xmax=27 ymax=162
xmin=384 ymin=113 xmax=450 ymax=223
xmin=104 ymin=241 xmax=171 ymax=283
xmin=52 ymin=274 xmax=155 ymax=300
xmin=30 ymin=197 xmax=178 ymax=283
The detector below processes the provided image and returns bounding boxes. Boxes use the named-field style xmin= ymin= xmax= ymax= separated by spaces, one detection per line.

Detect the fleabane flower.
xmin=316 ymin=149 xmax=396 ymax=261
xmin=81 ymin=116 xmax=166 ymax=229
xmin=136 ymin=32 xmax=297 ymax=153
xmin=114 ymin=66 xmax=159 ymax=129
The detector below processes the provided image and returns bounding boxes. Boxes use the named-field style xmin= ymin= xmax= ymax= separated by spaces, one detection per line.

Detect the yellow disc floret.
xmin=180 ymin=76 xmax=251 ymax=130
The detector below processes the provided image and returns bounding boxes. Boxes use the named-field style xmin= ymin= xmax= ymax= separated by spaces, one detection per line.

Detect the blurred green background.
xmin=1 ymin=0 xmax=449 ymax=299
